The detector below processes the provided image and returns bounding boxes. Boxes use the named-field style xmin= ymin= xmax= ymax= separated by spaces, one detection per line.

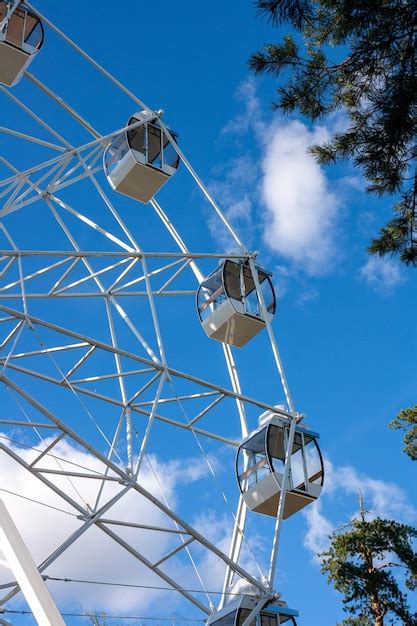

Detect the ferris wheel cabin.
xmin=0 ymin=1 xmax=44 ymax=87
xmin=207 ymin=596 xmax=298 ymax=626
xmin=197 ymin=260 xmax=276 ymax=348
xmin=104 ymin=112 xmax=180 ymax=204
xmin=237 ymin=411 xmax=323 ymax=519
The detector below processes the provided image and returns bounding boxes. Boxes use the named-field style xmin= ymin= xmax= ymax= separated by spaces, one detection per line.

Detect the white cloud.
xmin=260 ymin=120 xmax=341 ymax=275
xmin=340 ymin=175 xmax=365 ymax=192
xmin=360 ymin=256 xmax=405 ymax=292
xmin=221 ymin=78 xmax=263 ymax=137
xmin=303 ymin=500 xmax=333 ymax=561
xmin=303 ymin=457 xmax=417 ymax=562
xmin=324 ymin=458 xmax=416 ymax=522
xmin=213 ymin=79 xmax=343 ymax=276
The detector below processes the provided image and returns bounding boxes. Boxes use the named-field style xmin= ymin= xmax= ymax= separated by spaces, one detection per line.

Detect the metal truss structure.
xmin=0 ymin=1 xmax=302 ymax=622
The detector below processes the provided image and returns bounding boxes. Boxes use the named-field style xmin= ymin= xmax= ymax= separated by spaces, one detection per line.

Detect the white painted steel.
xmin=0 ymin=3 xmax=310 ymax=621
xmin=0 ymin=499 xmax=66 ymax=625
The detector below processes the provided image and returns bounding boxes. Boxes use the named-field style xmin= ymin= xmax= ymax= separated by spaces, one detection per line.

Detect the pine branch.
xmin=251 ymin=0 xmax=417 ymax=264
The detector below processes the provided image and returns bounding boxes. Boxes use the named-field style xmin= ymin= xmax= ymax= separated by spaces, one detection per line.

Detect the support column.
xmin=0 ymin=499 xmax=66 ymax=626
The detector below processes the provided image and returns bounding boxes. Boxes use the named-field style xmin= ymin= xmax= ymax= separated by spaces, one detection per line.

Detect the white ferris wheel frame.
xmin=0 ymin=1 xmax=304 ymax=623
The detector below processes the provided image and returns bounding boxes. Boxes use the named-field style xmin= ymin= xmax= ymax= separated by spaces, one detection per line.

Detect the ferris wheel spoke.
xmin=45 ymin=200 xmax=161 ymax=363
xmin=0 ymin=257 xmax=73 ymax=294
xmin=186 ymin=393 xmax=225 ymax=427
xmin=25 ymin=70 xmax=101 ymax=140
xmin=0 ymin=304 xmax=293 ymax=420
xmin=96 ymin=522 xmax=211 ymax=615
xmin=0 ymin=320 xmax=23 ymax=351
xmin=28 ymin=431 xmax=66 ymax=467
xmin=0 ymin=116 xmax=157 ymax=197
xmin=0 ymin=177 xmax=21 ymax=202
xmin=126 ymin=371 xmax=163 ymax=405
xmin=150 ymin=199 xmax=205 ymax=283
xmin=0 ymin=179 xmax=26 ymax=214
xmin=106 ymin=257 xmax=139 ymax=293
xmin=25 ymin=1 xmax=150 ymax=113
xmin=105 ymin=299 xmax=134 ymax=471
xmin=0 ymin=253 xmax=196 ymax=300
xmin=0 ymin=371 xmax=270 ymax=604
xmin=248 ymin=258 xmax=295 ymax=414
xmin=109 ymin=296 xmax=160 ymax=364
xmin=219 ymin=495 xmax=248 ymax=609
xmin=0 ymin=156 xmax=69 ymax=218
xmin=0 ymin=84 xmax=71 ymax=149
xmin=133 ymin=372 xmax=166 ymax=478
xmin=49 ymin=147 xmax=104 ymax=195
xmin=143 ymin=257 xmax=171 ymax=361
xmin=111 ymin=258 xmax=187 ymax=294
xmin=0 ymin=259 xmax=16 ymax=284
xmin=143 ymin=452 xmax=216 ymax=611
xmin=1 ymin=357 xmax=239 ymax=448
xmin=0 ymin=126 xmax=67 ymax=152
xmin=91 ymin=408 xmax=129 ymax=513
xmin=148 ymin=198 xmax=254 ymax=584
xmin=49 ymin=195 xmax=135 ymax=253
xmin=158 ymin=127 xmax=249 ymax=256
xmin=152 ymin=536 xmax=196 ymax=568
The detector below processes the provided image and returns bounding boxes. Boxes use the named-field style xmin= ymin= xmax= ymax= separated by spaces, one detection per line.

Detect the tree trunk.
xmin=371 ymin=595 xmax=384 ymax=626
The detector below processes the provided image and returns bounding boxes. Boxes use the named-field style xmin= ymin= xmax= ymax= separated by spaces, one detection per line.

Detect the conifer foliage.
xmin=250 ymin=1 xmax=417 ymax=264
xmin=320 ymin=499 xmax=417 ymax=625
xmin=389 ymin=405 xmax=417 ymax=460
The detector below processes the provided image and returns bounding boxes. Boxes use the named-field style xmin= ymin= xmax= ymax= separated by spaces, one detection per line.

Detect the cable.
xmin=5 ymin=385 xmax=90 ymax=510
xmin=42 ymin=575 xmax=246 ymax=596
xmin=143 ymin=452 xmax=214 ymax=610
xmin=0 ymin=487 xmax=78 ymax=517
xmin=166 ymin=378 xmax=265 ymax=581
xmin=29 ymin=323 xmax=124 ymax=466
xmin=0 ymin=293 xmax=91 ymax=510
xmin=0 ymin=433 xmax=114 ymax=477
xmin=3 ymin=610 xmax=205 ymax=621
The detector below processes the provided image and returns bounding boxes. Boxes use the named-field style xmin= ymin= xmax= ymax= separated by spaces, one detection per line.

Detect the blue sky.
xmin=0 ymin=1 xmax=416 ymax=626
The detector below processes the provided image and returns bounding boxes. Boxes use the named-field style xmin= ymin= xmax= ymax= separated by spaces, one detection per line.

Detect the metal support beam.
xmin=0 ymin=373 xmax=270 ymax=596
xmin=0 ymin=499 xmax=66 ymax=625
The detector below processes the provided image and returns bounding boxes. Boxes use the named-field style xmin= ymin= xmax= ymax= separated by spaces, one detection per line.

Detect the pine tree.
xmin=389 ymin=405 xmax=417 ymax=460
xmin=320 ymin=496 xmax=417 ymax=625
xmin=250 ymin=0 xmax=417 ymax=264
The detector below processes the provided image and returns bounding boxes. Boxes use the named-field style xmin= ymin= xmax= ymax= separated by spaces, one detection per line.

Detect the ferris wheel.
xmin=0 ymin=2 xmax=324 ymax=625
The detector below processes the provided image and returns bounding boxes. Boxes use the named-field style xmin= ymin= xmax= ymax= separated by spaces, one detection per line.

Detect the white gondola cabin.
xmin=0 ymin=1 xmax=44 ymax=87
xmin=104 ymin=112 xmax=180 ymax=204
xmin=237 ymin=412 xmax=323 ymax=519
xmin=197 ymin=260 xmax=276 ymax=348
xmin=207 ymin=595 xmax=298 ymax=626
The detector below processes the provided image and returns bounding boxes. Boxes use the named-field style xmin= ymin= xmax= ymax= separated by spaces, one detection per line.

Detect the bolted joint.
xmin=292 ymin=411 xmax=304 ymax=422
xmin=118 ymin=476 xmax=135 ymax=486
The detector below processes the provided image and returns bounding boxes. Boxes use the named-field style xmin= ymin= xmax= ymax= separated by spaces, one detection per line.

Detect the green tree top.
xmin=390 ymin=405 xmax=417 ymax=460
xmin=320 ymin=497 xmax=417 ymax=625
xmin=250 ymin=0 xmax=417 ymax=264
